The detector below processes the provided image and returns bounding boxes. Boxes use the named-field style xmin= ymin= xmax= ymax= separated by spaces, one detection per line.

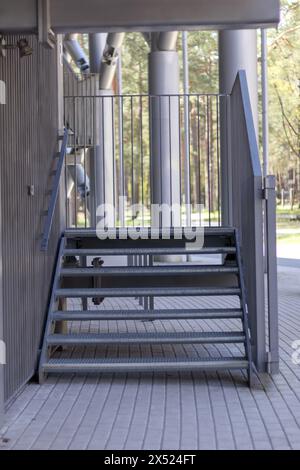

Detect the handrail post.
xmin=264 ymin=175 xmax=279 ymax=374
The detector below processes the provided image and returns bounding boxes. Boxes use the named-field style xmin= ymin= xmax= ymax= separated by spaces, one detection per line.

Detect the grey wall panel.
xmin=0 ymin=35 xmax=60 ymax=402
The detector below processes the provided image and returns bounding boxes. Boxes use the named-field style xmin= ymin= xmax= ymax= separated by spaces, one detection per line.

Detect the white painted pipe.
xmin=64 ymin=33 xmax=89 ymax=72
xmin=99 ymin=32 xmax=125 ymax=90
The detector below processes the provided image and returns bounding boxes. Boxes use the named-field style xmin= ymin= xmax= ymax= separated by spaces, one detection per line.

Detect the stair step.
xmin=60 ymin=265 xmax=239 ymax=277
xmin=64 ymin=227 xmax=236 ymax=239
xmin=42 ymin=356 xmax=249 ymax=373
xmin=47 ymin=331 xmax=246 ymax=345
xmin=55 ymin=286 xmax=241 ymax=298
xmin=51 ymin=308 xmax=243 ymax=321
xmin=63 ymin=247 xmax=236 ymax=257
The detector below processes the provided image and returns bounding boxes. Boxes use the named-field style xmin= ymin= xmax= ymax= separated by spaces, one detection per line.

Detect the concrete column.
xmin=219 ymin=30 xmax=258 ymax=225
xmin=149 ymin=33 xmax=181 ymax=228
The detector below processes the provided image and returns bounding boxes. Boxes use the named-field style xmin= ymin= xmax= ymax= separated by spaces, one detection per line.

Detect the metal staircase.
xmin=38 ymin=227 xmax=253 ymax=386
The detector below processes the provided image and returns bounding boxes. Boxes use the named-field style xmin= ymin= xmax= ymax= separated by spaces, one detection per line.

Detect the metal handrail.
xmin=64 ymin=93 xmax=229 ymax=98
xmin=41 ymin=128 xmax=68 ymax=251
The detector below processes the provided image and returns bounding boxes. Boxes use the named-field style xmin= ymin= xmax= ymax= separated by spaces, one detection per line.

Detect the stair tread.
xmin=52 ymin=308 xmax=243 ymax=321
xmin=60 ymin=265 xmax=239 ymax=276
xmin=39 ymin=228 xmax=253 ymax=385
xmin=63 ymin=247 xmax=236 ymax=256
xmin=47 ymin=331 xmax=246 ymax=344
xmin=55 ymin=287 xmax=241 ymax=297
xmin=42 ymin=356 xmax=249 ymax=371
xmin=64 ymin=227 xmax=236 ymax=239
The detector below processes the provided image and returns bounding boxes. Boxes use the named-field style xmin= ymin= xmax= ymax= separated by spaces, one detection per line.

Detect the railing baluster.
xmin=206 ymin=95 xmax=211 ymax=227
xmin=119 ymin=95 xmax=125 ymax=227
xmin=101 ymin=95 xmax=106 ymax=225
xmin=112 ymin=96 xmax=116 ymax=227
xmin=83 ymin=96 xmax=87 ymax=228
xmin=131 ymin=96 xmax=134 ymax=226
xmin=216 ymin=95 xmax=221 ymax=227
xmin=197 ymin=94 xmax=201 ymax=227
xmin=178 ymin=95 xmax=182 ymax=226
xmin=74 ymin=97 xmax=77 ymax=228
xmin=169 ymin=95 xmax=173 ymax=227
xmin=140 ymin=95 xmax=145 ymax=227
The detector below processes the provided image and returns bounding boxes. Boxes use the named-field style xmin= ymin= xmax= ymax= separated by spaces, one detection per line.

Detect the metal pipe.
xmin=88 ymin=33 xmax=107 ymax=73
xmin=261 ymin=28 xmax=269 ymax=177
xmin=157 ymin=31 xmax=178 ymax=51
xmin=63 ymin=50 xmax=77 ymax=75
xmin=99 ymin=32 xmax=125 ymax=90
xmin=182 ymin=31 xmax=191 ymax=226
xmin=68 ymin=163 xmax=90 ymax=200
xmin=149 ymin=33 xmax=181 ymax=229
xmin=64 ymin=33 xmax=89 ymax=72
xmin=117 ymin=49 xmax=125 ymax=226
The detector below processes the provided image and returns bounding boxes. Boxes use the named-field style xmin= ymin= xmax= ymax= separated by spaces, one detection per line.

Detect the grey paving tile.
xmin=3 ymin=270 xmax=300 ymax=450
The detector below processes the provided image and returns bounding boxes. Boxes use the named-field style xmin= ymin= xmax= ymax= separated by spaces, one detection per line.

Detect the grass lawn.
xmin=277 ymin=206 xmax=300 ymax=248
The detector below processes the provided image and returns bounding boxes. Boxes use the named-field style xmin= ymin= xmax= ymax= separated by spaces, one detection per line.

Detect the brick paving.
xmin=1 ymin=265 xmax=300 ymax=450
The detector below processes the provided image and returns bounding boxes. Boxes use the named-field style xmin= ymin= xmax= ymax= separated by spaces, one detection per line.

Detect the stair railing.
xmin=41 ymin=128 xmax=69 ymax=251
xmin=229 ymin=70 xmax=278 ymax=373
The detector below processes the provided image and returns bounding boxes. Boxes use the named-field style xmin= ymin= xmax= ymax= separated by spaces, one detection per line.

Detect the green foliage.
xmin=268 ymin=0 xmax=300 ymax=178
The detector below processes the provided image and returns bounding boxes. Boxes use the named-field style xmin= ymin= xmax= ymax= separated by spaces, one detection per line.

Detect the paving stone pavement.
xmin=0 ymin=265 xmax=300 ymax=450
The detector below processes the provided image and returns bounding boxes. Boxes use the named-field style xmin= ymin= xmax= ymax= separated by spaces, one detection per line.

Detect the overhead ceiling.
xmin=0 ymin=0 xmax=280 ymax=33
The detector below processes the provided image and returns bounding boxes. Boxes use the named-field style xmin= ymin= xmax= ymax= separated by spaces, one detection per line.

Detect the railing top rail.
xmin=64 ymin=93 xmax=229 ymax=99
xmin=232 ymin=70 xmax=261 ymax=178
xmin=41 ymin=128 xmax=69 ymax=252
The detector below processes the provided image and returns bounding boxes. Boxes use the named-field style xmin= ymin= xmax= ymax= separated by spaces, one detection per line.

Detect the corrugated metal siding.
xmin=0 ymin=35 xmax=60 ymax=402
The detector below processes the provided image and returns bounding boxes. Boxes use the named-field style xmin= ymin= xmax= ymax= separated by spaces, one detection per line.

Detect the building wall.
xmin=0 ymin=35 xmax=61 ymax=402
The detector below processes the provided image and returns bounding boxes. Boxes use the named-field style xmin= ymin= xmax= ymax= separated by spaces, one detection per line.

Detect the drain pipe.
xmin=64 ymin=33 xmax=89 ymax=72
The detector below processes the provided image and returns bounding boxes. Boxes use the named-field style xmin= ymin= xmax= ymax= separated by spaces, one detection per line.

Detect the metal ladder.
xmin=38 ymin=227 xmax=253 ymax=386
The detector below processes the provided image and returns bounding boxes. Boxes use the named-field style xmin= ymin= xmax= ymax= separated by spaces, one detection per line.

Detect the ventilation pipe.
xmin=64 ymin=33 xmax=89 ymax=72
